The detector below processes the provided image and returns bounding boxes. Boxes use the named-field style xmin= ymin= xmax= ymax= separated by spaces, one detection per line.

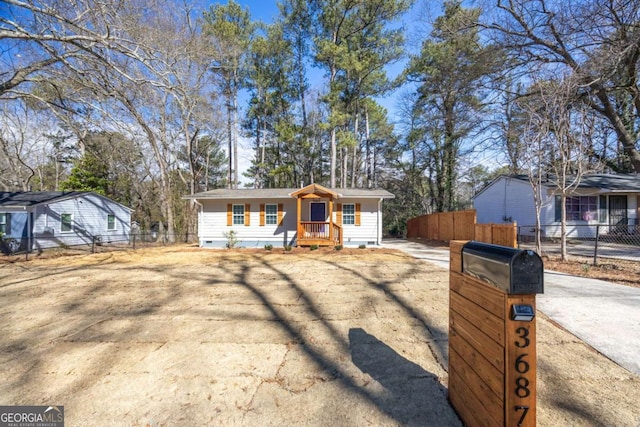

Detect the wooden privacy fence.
xmin=407 ymin=210 xmax=477 ymax=241
xmin=474 ymin=223 xmax=517 ymax=248
xmin=407 ymin=210 xmax=517 ymax=248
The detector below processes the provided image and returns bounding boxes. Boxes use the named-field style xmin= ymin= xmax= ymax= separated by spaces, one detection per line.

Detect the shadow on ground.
xmin=349 ymin=328 xmax=452 ymax=425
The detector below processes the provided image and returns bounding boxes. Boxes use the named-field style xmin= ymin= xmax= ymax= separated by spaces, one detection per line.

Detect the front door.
xmin=310 ymin=202 xmax=326 ymax=222
xmin=609 ymin=195 xmax=628 ymax=230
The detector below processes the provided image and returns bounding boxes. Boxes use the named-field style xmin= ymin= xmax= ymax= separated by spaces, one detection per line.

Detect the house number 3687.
xmin=514 ymin=326 xmax=531 ymax=426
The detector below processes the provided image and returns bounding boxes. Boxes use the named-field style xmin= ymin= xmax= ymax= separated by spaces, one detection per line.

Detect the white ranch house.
xmin=185 ymin=183 xmax=394 ymax=248
xmin=473 ymin=174 xmax=640 ymax=239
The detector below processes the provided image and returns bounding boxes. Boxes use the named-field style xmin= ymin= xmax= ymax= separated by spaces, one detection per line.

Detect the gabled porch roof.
xmin=291 ymin=184 xmax=341 ymax=246
xmin=289 ymin=183 xmax=339 ymax=200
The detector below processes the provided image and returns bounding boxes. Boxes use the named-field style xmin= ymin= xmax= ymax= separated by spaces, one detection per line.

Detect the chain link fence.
xmin=517 ymin=223 xmax=640 ymax=264
xmin=1 ymin=232 xmax=197 ymax=261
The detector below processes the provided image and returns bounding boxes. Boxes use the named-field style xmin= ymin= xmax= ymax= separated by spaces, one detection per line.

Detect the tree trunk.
xmin=227 ymin=91 xmax=233 ymax=189
xmin=351 ymin=112 xmax=359 ymax=188
xmin=560 ymin=194 xmax=568 ymax=261
xmin=123 ymin=96 xmax=176 ymax=243
xmin=595 ymin=90 xmax=640 ymax=172
xmin=233 ymin=85 xmax=239 ymax=189
xmin=365 ymin=107 xmax=372 ymax=188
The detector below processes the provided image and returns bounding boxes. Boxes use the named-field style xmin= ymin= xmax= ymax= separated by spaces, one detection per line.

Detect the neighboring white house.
xmin=184 ymin=183 xmax=394 ymax=248
xmin=473 ymin=174 xmax=640 ymax=238
xmin=0 ymin=191 xmax=133 ymax=253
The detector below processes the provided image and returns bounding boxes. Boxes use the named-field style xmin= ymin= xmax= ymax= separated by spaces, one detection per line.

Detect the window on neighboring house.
xmin=232 ymin=204 xmax=245 ymax=225
xmin=265 ymin=204 xmax=278 ymax=225
xmin=107 ymin=214 xmax=116 ymax=230
xmin=342 ymin=204 xmax=355 ymax=225
xmin=556 ymin=196 xmax=598 ymax=221
xmin=0 ymin=213 xmax=8 ymax=235
xmin=61 ymin=213 xmax=73 ymax=232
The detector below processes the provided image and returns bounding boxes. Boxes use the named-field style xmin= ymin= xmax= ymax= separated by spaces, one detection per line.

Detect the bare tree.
xmin=0 ymin=0 xmax=231 ymax=238
xmin=0 ymin=101 xmax=36 ymax=190
xmin=520 ymin=77 xmax=602 ymax=259
xmin=519 ymin=86 xmax=553 ymax=255
xmin=485 ymin=0 xmax=640 ymax=172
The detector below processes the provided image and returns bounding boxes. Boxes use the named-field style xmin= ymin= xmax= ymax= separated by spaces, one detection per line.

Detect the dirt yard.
xmin=1 ymin=246 xmax=639 ymax=426
xmin=543 ymin=255 xmax=640 ymax=288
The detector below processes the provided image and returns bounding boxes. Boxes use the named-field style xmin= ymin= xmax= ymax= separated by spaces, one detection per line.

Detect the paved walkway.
xmin=382 ymin=239 xmax=640 ymax=376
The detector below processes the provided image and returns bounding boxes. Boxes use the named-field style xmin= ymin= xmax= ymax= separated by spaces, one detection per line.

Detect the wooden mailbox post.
xmin=449 ymin=241 xmax=544 ymax=427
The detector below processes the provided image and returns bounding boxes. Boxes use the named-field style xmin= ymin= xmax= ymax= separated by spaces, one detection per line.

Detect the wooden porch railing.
xmin=331 ymin=223 xmax=342 ymax=245
xmin=298 ymin=221 xmax=342 ymax=246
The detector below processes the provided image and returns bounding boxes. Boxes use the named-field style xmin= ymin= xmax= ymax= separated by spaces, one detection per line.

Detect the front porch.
xmin=291 ymin=184 xmax=343 ymax=247
xmin=298 ymin=221 xmax=342 ymax=246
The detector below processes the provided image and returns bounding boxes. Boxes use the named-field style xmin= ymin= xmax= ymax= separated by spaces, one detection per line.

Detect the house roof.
xmin=0 ymin=191 xmax=88 ymax=207
xmin=185 ymin=186 xmax=395 ymax=200
xmin=0 ymin=191 xmax=133 ymax=211
xmin=474 ymin=173 xmax=640 ymax=199
xmin=508 ymin=174 xmax=640 ymax=191
xmin=571 ymin=174 xmax=640 ymax=190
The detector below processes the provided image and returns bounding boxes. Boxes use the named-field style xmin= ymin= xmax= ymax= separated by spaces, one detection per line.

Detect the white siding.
xmin=199 ymin=198 xmax=298 ymax=247
xmin=198 ymin=197 xmax=385 ymax=247
xmin=474 ymin=177 xmax=539 ymax=225
xmin=476 ymin=179 xmax=640 ymax=238
xmin=631 ymin=195 xmax=639 ymax=224
xmin=539 ymin=189 xmax=557 ymax=225
xmin=32 ymin=193 xmax=131 ymax=249
xmin=335 ymin=198 xmax=382 ymax=246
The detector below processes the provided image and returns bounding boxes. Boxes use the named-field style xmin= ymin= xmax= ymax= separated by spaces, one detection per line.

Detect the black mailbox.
xmin=462 ymin=241 xmax=544 ymax=294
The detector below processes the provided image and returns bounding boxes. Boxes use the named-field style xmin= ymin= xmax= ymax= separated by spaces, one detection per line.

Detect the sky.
xmin=192 ymin=0 xmax=503 ymax=184
xmin=199 ymin=0 xmax=428 ymax=119
xmin=1 ymin=0 xmax=497 ymax=185
xmin=196 ymin=0 xmax=432 ymax=184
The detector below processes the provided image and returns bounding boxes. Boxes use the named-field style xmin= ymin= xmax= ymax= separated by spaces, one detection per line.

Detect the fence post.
xmin=133 ymin=233 xmax=136 ymax=250
xmin=594 ymin=225 xmax=600 ymax=266
xmin=92 ymin=236 xmax=96 ymax=253
xmin=489 ymin=222 xmax=494 ymax=244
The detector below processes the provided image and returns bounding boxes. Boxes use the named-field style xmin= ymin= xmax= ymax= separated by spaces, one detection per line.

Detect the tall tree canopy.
xmin=405 ymin=0 xmax=497 ymax=212
xmin=486 ymin=0 xmax=640 ymax=172
xmin=203 ymin=0 xmax=255 ymax=189
xmin=311 ymin=0 xmax=411 ymax=188
xmin=4 ymin=0 xmax=636 ymax=239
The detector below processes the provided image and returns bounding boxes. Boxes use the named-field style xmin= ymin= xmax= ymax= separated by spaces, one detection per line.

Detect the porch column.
xmin=329 ymin=197 xmax=334 ymax=242
xmin=296 ymin=196 xmax=301 ymax=239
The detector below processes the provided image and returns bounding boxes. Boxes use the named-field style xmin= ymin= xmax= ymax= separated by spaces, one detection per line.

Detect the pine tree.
xmin=60 ymin=152 xmax=109 ymax=195
xmin=405 ymin=0 xmax=498 ymax=211
xmin=203 ymin=1 xmax=255 ymax=189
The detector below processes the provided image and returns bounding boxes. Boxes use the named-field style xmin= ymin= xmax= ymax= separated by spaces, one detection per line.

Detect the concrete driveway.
xmin=384 ymin=239 xmax=640 ymax=376
xmin=541 ymin=271 xmax=640 ymax=376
